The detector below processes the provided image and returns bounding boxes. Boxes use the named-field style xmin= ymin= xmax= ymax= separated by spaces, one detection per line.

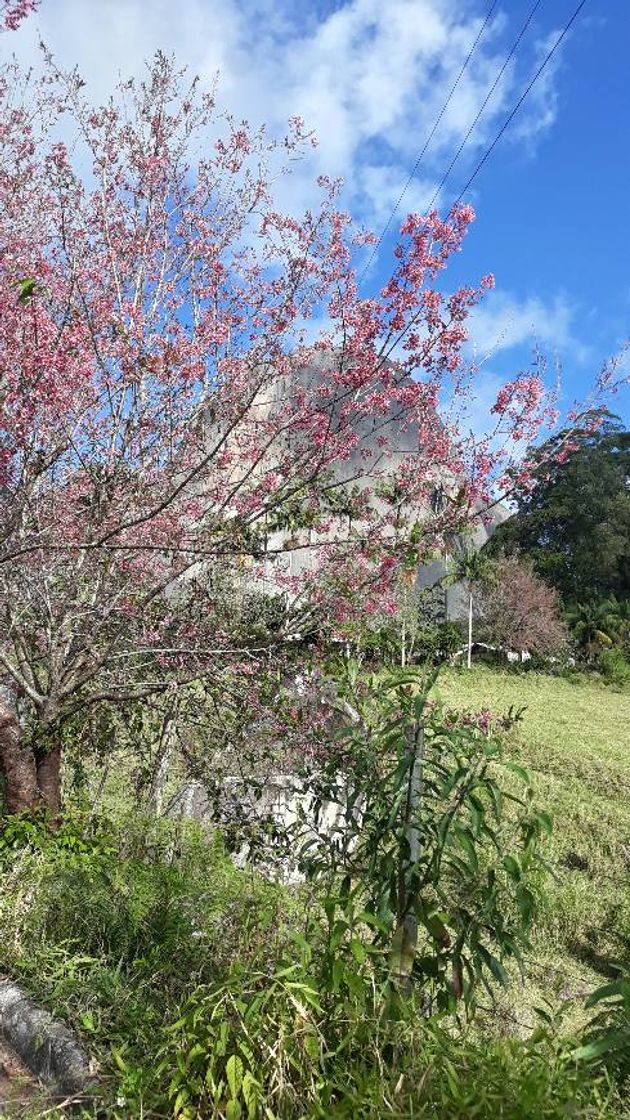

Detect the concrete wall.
xmin=198 ymin=352 xmax=509 ymax=620
xmin=169 ymin=775 xmax=356 ymax=883
xmin=251 ymin=355 xmax=509 ymax=620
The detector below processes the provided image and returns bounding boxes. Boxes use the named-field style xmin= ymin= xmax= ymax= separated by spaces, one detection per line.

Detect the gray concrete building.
xmin=246 ymin=352 xmax=508 ymax=620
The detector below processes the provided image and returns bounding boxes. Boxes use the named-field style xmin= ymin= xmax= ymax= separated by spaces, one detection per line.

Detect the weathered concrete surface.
xmin=0 ymin=1037 xmax=40 ymax=1115
xmin=170 ymin=772 xmax=362 ymax=883
xmin=0 ymin=978 xmax=96 ymax=1101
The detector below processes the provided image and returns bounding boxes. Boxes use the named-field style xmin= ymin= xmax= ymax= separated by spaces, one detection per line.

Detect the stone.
xmin=0 ymin=978 xmax=96 ymax=1100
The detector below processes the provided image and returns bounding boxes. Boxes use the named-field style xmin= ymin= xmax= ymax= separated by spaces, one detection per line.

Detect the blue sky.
xmin=399 ymin=0 xmax=630 ymax=428
xmin=6 ymin=0 xmax=630 ymax=428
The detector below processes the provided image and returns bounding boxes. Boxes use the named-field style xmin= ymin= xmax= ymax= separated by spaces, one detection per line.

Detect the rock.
xmin=0 ymin=978 xmax=96 ymax=1099
xmin=170 ymin=772 xmax=361 ymax=883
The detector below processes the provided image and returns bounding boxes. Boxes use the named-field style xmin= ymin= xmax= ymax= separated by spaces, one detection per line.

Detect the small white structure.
xmin=169 ymin=774 xmax=358 ymax=883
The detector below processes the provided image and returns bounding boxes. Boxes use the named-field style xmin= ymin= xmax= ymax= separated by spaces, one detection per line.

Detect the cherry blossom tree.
xmin=0 ymin=43 xmax=612 ymax=815
xmin=1 ymin=0 xmax=38 ymax=30
xmin=477 ymin=556 xmax=568 ymax=657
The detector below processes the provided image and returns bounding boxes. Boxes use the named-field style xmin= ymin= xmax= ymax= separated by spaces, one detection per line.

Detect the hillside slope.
xmin=436 ymin=667 xmax=630 ymax=1027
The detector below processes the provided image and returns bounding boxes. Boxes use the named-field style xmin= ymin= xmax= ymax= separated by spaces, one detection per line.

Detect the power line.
xmin=359 ymin=0 xmax=499 ymax=283
xmin=423 ymin=0 xmax=545 ymax=215
xmin=439 ymin=0 xmax=589 ymax=382
xmin=451 ymin=0 xmax=589 ymax=207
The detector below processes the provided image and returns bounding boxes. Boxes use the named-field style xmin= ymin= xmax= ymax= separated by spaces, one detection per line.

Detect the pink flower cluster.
xmin=1 ymin=0 xmax=37 ymax=30
xmin=440 ymin=705 xmax=495 ymax=736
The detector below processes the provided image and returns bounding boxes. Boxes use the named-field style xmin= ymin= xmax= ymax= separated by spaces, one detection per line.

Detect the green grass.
xmin=0 ymin=814 xmax=292 ymax=1117
xmin=434 ymin=666 xmax=630 ymax=1028
xmin=1 ymin=669 xmax=629 ymax=1117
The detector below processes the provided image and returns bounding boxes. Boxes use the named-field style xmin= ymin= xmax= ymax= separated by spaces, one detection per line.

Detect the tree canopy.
xmin=0 ymin=48 xmax=560 ymax=814
xmin=488 ymin=410 xmax=630 ymax=604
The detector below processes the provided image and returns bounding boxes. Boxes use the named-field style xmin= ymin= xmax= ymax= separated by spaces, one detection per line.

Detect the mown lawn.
xmin=434 ymin=666 xmax=630 ymax=1027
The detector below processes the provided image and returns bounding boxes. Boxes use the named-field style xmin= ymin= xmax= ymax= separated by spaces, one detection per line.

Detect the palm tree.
xmin=566 ymin=599 xmax=623 ymax=662
xmin=450 ymin=548 xmax=495 ymax=669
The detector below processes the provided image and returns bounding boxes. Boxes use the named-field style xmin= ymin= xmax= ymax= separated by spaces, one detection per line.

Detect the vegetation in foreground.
xmin=0 ymin=812 xmax=623 ymax=1119
xmin=0 ymin=665 xmax=628 ymax=1118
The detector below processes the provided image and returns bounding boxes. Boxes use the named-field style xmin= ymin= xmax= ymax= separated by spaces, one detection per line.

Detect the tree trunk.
xmin=35 ymin=745 xmax=62 ymax=817
xmin=467 ymin=591 xmax=473 ymax=670
xmin=391 ymin=719 xmax=424 ymax=995
xmin=146 ymin=719 xmax=175 ymax=817
xmin=0 ymin=698 xmax=39 ymax=814
xmin=0 ymin=697 xmax=62 ymax=817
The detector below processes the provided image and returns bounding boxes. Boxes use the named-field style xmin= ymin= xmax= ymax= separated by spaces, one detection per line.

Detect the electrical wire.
xmin=423 ymin=0 xmax=545 ymax=215
xmin=451 ymin=0 xmax=589 ymax=207
xmin=358 ymin=0 xmax=499 ymax=283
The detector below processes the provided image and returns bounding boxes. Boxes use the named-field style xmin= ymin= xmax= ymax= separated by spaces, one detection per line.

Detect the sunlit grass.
xmin=434 ymin=666 xmax=630 ymax=1029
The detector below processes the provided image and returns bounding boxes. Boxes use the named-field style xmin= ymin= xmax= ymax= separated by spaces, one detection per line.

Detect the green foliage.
xmin=339 ymin=597 xmax=463 ymax=669
xmin=162 ymin=956 xmax=621 ymax=1119
xmin=2 ymin=669 xmax=630 ymax=1117
xmin=294 ymin=666 xmax=549 ymax=1010
xmin=0 ymin=812 xmax=286 ymax=1115
xmin=596 ymin=647 xmax=630 ymax=687
xmin=16 ymin=276 xmax=37 ymax=303
xmin=450 ymin=545 xmax=497 ymax=590
xmin=566 ymin=599 xmax=626 ymax=660
xmin=161 ymin=960 xmax=330 ymax=1119
xmin=412 ymin=619 xmax=464 ymax=663
xmin=573 ymin=975 xmax=630 ymax=1083
xmin=437 ymin=666 xmax=630 ymax=1037
xmin=0 ymin=803 xmax=625 ymax=1118
xmin=489 ymin=410 xmax=630 ymax=605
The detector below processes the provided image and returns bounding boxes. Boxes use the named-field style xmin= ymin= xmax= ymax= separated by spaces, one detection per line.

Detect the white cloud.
xmin=466 ymin=290 xmax=591 ymax=364
xmin=355 ymin=163 xmax=438 ymax=229
xmin=511 ymin=29 xmax=563 ymax=146
xmin=4 ymin=0 xmax=568 ymax=226
xmin=444 ymin=286 xmax=598 ymax=443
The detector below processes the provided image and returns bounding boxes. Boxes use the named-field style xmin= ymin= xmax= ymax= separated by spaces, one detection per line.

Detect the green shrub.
xmin=0 ymin=811 xmax=287 ymax=1114
xmin=292 ymin=665 xmax=551 ymax=1009
xmin=574 ymin=975 xmax=630 ymax=1085
xmin=0 ymin=811 xmax=625 ymax=1119
xmin=596 ymin=648 xmax=630 ymax=687
xmin=162 ymin=958 xmax=621 ymax=1119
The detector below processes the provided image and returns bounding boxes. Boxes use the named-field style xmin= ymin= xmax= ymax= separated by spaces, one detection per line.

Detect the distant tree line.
xmin=486 ymin=409 xmax=630 ymax=675
xmin=488 ymin=409 xmax=630 ymax=605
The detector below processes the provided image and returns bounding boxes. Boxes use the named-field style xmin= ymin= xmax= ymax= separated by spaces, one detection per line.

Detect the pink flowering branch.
xmin=1 ymin=0 xmax=38 ymax=30
xmin=0 ymin=47 xmax=625 ymax=812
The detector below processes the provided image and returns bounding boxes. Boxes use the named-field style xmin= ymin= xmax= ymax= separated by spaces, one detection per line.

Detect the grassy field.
xmin=434 ymin=666 xmax=630 ymax=1029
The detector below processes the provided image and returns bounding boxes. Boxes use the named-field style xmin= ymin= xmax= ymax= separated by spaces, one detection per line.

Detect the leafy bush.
xmin=0 ymin=811 xmax=287 ymax=1113
xmin=0 ymin=808 xmax=624 ymax=1118
xmin=413 ymin=619 xmax=464 ymax=663
xmin=567 ymin=600 xmax=626 ymax=663
xmin=477 ymin=556 xmax=568 ymax=658
xmin=164 ymin=959 xmax=621 ymax=1119
xmin=291 ymin=666 xmax=551 ymax=1009
xmin=596 ymin=648 xmax=630 ymax=688
xmin=2 ymin=679 xmax=627 ymax=1119
xmin=574 ymin=975 xmax=630 ymax=1084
